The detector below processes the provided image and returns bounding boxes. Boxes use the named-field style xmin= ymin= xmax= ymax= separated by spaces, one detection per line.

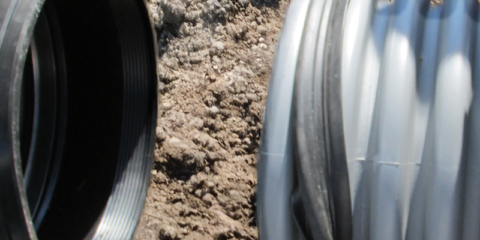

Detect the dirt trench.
xmin=133 ymin=0 xmax=288 ymax=239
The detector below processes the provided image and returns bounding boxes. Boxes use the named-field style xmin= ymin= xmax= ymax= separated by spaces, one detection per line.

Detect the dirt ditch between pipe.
xmin=134 ymin=0 xmax=289 ymax=239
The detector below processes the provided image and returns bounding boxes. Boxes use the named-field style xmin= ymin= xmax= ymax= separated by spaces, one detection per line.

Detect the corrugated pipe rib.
xmin=344 ymin=1 xmax=480 ymax=239
xmin=259 ymin=0 xmax=480 ymax=239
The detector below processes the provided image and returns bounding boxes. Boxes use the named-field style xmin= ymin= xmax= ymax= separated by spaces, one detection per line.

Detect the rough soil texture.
xmin=134 ymin=0 xmax=288 ymax=239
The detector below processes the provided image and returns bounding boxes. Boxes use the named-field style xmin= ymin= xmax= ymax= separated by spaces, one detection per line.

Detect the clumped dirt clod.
xmin=134 ymin=0 xmax=288 ymax=239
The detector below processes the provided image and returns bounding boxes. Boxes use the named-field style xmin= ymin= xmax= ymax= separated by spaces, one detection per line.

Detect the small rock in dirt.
xmin=206 ymin=150 xmax=228 ymax=161
xmin=195 ymin=189 xmax=203 ymax=198
xmin=154 ymin=171 xmax=168 ymax=183
xmin=238 ymin=0 xmax=250 ymax=6
xmin=160 ymin=0 xmax=186 ymax=26
xmin=206 ymin=181 xmax=215 ymax=189
xmin=162 ymin=102 xmax=173 ymax=110
xmin=228 ymin=190 xmax=246 ymax=204
xmin=210 ymin=41 xmax=225 ymax=56
xmin=177 ymin=220 xmax=187 ymax=227
xmin=202 ymin=193 xmax=215 ymax=206
xmin=243 ymin=138 xmax=251 ymax=145
xmin=159 ymin=225 xmax=179 ymax=240
xmin=190 ymin=117 xmax=204 ymax=129
xmin=206 ymin=106 xmax=220 ymax=117
xmin=216 ymin=194 xmax=228 ymax=206
xmin=159 ymin=81 xmax=166 ymax=91
xmin=156 ymin=127 xmax=166 ymax=142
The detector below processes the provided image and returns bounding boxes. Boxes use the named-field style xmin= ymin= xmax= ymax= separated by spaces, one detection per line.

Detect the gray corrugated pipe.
xmin=258 ymin=0 xmax=480 ymax=239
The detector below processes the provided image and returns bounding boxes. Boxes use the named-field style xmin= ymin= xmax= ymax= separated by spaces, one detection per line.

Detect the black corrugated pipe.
xmin=0 ymin=0 xmax=157 ymax=239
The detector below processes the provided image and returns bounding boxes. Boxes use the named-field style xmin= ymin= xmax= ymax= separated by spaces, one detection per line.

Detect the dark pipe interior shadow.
xmin=36 ymin=1 xmax=123 ymax=238
xmin=32 ymin=0 xmax=157 ymax=239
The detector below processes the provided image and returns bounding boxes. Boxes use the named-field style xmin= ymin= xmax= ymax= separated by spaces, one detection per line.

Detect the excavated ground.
xmin=134 ymin=0 xmax=288 ymax=239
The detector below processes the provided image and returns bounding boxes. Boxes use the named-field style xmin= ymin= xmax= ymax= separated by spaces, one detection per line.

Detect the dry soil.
xmin=133 ymin=0 xmax=288 ymax=239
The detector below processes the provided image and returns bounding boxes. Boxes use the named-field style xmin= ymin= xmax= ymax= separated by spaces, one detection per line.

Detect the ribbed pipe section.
xmin=342 ymin=1 xmax=479 ymax=239
xmin=92 ymin=0 xmax=157 ymax=239
xmin=0 ymin=0 xmax=156 ymax=239
xmin=0 ymin=0 xmax=44 ymax=239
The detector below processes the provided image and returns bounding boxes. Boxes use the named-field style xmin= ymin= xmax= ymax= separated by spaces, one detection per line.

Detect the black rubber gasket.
xmin=292 ymin=0 xmax=334 ymax=239
xmin=322 ymin=0 xmax=352 ymax=239
xmin=293 ymin=0 xmax=352 ymax=239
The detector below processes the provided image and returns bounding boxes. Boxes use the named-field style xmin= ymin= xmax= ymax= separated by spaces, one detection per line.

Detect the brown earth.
xmin=133 ymin=0 xmax=289 ymax=239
